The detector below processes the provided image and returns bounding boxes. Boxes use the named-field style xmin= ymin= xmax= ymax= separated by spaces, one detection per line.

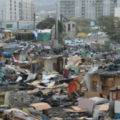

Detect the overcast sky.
xmin=32 ymin=0 xmax=56 ymax=11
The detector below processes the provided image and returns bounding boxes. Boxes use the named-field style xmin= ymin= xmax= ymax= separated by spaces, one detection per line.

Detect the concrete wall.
xmin=0 ymin=21 xmax=35 ymax=31
xmin=0 ymin=0 xmax=35 ymax=22
xmin=58 ymin=0 xmax=117 ymax=20
xmin=44 ymin=59 xmax=57 ymax=72
xmin=64 ymin=21 xmax=76 ymax=40
xmin=115 ymin=7 xmax=120 ymax=18
xmin=58 ymin=0 xmax=76 ymax=19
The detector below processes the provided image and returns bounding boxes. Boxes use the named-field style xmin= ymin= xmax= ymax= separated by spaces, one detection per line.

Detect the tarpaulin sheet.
xmin=38 ymin=33 xmax=51 ymax=41
xmin=2 ymin=52 xmax=13 ymax=58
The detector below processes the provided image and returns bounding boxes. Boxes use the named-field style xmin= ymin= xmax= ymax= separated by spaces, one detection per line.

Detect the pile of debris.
xmin=0 ymin=39 xmax=120 ymax=119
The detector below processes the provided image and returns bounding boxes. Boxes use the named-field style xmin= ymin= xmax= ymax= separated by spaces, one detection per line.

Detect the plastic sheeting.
xmin=84 ymin=66 xmax=98 ymax=91
xmin=2 ymin=52 xmax=13 ymax=58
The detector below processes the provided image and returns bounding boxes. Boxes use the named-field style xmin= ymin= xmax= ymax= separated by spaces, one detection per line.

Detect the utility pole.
xmin=56 ymin=0 xmax=59 ymax=40
xmin=1 ymin=10 xmax=3 ymax=22
xmin=17 ymin=21 xmax=19 ymax=30
xmin=34 ymin=13 xmax=36 ymax=30
xmin=0 ymin=10 xmax=4 ymax=30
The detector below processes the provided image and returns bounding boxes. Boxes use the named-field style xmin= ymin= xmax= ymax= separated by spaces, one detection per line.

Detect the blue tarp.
xmin=2 ymin=52 xmax=13 ymax=58
xmin=0 ymin=62 xmax=5 ymax=67
xmin=0 ymin=73 xmax=4 ymax=78
xmin=0 ymin=73 xmax=4 ymax=83
xmin=32 ymin=31 xmax=38 ymax=40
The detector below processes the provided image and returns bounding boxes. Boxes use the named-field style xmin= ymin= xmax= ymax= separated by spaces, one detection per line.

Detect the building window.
xmin=72 ymin=24 xmax=75 ymax=28
xmin=6 ymin=24 xmax=13 ymax=28
xmin=68 ymin=24 xmax=71 ymax=31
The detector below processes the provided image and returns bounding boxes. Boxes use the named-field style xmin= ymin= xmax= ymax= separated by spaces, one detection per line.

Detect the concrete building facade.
xmin=58 ymin=0 xmax=76 ymax=19
xmin=96 ymin=0 xmax=117 ymax=19
xmin=64 ymin=21 xmax=76 ymax=39
xmin=114 ymin=0 xmax=120 ymax=18
xmin=0 ymin=0 xmax=35 ymax=22
xmin=58 ymin=0 xmax=118 ymax=20
xmin=85 ymin=0 xmax=96 ymax=19
xmin=115 ymin=7 xmax=120 ymax=18
xmin=116 ymin=0 xmax=120 ymax=7
xmin=21 ymin=0 xmax=35 ymax=21
xmin=103 ymin=0 xmax=117 ymax=16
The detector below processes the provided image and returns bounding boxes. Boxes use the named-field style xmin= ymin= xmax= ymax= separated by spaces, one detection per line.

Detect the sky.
xmin=32 ymin=0 xmax=56 ymax=11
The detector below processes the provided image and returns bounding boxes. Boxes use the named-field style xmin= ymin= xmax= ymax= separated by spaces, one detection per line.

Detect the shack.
xmin=0 ymin=92 xmax=10 ymax=106
xmin=37 ymin=29 xmax=51 ymax=41
xmin=91 ymin=65 xmax=120 ymax=96
xmin=2 ymin=30 xmax=15 ymax=40
xmin=38 ymin=55 xmax=65 ymax=74
xmin=15 ymin=30 xmax=35 ymax=41
xmin=67 ymin=56 xmax=86 ymax=74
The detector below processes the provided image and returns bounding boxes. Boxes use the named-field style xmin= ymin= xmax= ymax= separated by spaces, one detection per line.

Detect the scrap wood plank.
xmin=99 ymin=104 xmax=109 ymax=111
xmin=27 ymin=113 xmax=42 ymax=120
xmin=37 ymin=83 xmax=68 ymax=89
xmin=64 ymin=107 xmax=86 ymax=113
xmin=71 ymin=106 xmax=86 ymax=113
xmin=30 ymin=102 xmax=52 ymax=111
xmin=28 ymin=81 xmax=67 ymax=94
xmin=27 ymin=81 xmax=40 ymax=86
xmin=42 ymin=82 xmax=55 ymax=94
xmin=77 ymin=116 xmax=88 ymax=120
xmin=27 ymin=88 xmax=40 ymax=94
xmin=64 ymin=108 xmax=77 ymax=113
xmin=84 ymin=92 xmax=100 ymax=98
xmin=53 ymin=117 xmax=63 ymax=120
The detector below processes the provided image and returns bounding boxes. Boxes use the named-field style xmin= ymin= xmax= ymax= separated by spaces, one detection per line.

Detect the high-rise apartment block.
xmin=58 ymin=0 xmax=76 ymax=19
xmin=58 ymin=0 xmax=118 ymax=20
xmin=0 ymin=0 xmax=35 ymax=22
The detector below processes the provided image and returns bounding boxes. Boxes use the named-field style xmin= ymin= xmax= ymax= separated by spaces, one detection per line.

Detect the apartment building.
xmin=58 ymin=0 xmax=118 ymax=20
xmin=58 ymin=0 xmax=76 ymax=19
xmin=0 ymin=0 xmax=35 ymax=22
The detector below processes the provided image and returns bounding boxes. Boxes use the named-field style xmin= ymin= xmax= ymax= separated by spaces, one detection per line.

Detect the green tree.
xmin=37 ymin=18 xmax=56 ymax=29
xmin=58 ymin=21 xmax=64 ymax=33
xmin=58 ymin=21 xmax=64 ymax=44
xmin=97 ymin=15 xmax=120 ymax=43
xmin=37 ymin=18 xmax=64 ymax=43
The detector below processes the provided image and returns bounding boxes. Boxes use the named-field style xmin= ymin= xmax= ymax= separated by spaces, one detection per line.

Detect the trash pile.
xmin=0 ymin=39 xmax=120 ymax=120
